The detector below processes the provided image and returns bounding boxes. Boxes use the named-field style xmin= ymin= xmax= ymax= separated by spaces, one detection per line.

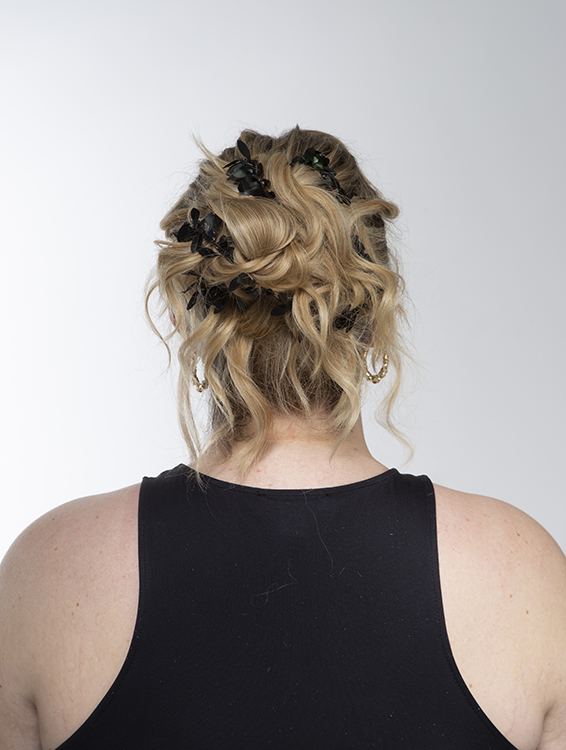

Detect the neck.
xmin=198 ymin=414 xmax=388 ymax=489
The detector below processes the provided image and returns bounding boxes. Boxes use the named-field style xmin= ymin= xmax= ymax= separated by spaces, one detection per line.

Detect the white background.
xmin=1 ymin=0 xmax=564 ymax=559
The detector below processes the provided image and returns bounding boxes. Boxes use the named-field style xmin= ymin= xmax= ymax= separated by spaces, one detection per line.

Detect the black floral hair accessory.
xmin=184 ymin=275 xmax=232 ymax=314
xmin=174 ymin=208 xmax=234 ymax=262
xmin=290 ymin=147 xmax=352 ymax=205
xmin=183 ymin=270 xmax=291 ymax=316
xmin=225 ymin=140 xmax=275 ymax=199
xmin=173 ymin=196 xmax=285 ymax=315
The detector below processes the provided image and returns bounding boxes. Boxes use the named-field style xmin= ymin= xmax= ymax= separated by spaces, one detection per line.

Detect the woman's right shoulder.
xmin=433 ymin=481 xmax=566 ymax=582
xmin=434 ymin=482 xmax=566 ymax=746
xmin=433 ymin=481 xmax=566 ymax=642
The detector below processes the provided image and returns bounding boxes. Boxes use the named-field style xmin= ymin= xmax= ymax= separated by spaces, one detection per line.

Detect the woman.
xmin=1 ymin=128 xmax=565 ymax=749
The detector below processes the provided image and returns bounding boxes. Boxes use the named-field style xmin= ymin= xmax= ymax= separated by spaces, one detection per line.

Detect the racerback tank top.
xmin=55 ymin=465 xmax=518 ymax=749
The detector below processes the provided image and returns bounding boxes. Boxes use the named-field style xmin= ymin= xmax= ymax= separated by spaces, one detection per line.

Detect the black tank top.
xmin=56 ymin=466 xmax=518 ymax=749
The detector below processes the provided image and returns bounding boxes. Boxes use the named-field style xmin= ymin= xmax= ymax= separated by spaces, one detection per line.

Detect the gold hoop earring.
xmin=365 ymin=352 xmax=389 ymax=384
xmin=192 ymin=368 xmax=208 ymax=392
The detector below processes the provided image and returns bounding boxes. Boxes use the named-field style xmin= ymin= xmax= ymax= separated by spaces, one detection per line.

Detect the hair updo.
xmin=147 ymin=127 xmax=406 ymax=474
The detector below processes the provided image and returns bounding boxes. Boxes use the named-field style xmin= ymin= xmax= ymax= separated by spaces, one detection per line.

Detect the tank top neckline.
xmin=181 ymin=465 xmax=399 ymax=498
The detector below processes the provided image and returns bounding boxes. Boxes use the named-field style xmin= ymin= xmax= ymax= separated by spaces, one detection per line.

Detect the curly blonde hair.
xmin=147 ymin=127 xmax=406 ymax=475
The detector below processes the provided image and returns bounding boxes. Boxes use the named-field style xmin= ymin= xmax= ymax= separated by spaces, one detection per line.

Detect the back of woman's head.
xmin=148 ymin=127 xmax=405 ymax=474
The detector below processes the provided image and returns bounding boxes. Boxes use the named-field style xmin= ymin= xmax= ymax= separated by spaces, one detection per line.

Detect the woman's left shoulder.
xmin=0 ymin=481 xmax=142 ymax=656
xmin=0 ymin=482 xmax=141 ymax=749
xmin=2 ymin=483 xmax=141 ymax=577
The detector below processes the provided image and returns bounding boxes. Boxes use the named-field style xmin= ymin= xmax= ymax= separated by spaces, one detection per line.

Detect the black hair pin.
xmin=184 ymin=275 xmax=233 ymax=314
xmin=174 ymin=208 xmax=236 ymax=262
xmin=225 ymin=140 xmax=275 ymax=199
xmin=174 ymin=208 xmax=219 ymax=258
xmin=290 ymin=147 xmax=352 ymax=205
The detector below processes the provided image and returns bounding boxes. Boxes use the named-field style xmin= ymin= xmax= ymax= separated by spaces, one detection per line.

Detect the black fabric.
xmin=56 ymin=466 xmax=517 ymax=749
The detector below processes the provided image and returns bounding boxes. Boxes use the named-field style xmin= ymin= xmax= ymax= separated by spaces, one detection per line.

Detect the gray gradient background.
xmin=1 ymin=0 xmax=565 ymax=559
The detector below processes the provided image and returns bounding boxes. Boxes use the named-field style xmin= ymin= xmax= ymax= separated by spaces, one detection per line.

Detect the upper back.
xmin=1 ymin=470 xmax=565 ymax=750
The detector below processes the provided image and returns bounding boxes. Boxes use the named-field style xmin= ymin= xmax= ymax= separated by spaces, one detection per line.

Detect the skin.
xmin=1 ymin=415 xmax=565 ymax=750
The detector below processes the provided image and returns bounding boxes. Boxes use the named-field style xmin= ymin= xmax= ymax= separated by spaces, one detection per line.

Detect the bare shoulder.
xmin=0 ymin=483 xmax=141 ymax=750
xmin=2 ymin=482 xmax=140 ymax=573
xmin=434 ymin=482 xmax=566 ymax=593
xmin=0 ymin=483 xmax=141 ymax=616
xmin=435 ymin=485 xmax=566 ymax=564
xmin=434 ymin=483 xmax=566 ymax=748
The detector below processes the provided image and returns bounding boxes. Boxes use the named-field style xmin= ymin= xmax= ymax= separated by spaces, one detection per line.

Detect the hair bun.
xmin=148 ymin=127 xmax=406 ymax=475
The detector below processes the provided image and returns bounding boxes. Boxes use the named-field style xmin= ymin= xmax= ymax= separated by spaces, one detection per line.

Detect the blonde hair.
xmin=146 ymin=127 xmax=406 ymax=475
